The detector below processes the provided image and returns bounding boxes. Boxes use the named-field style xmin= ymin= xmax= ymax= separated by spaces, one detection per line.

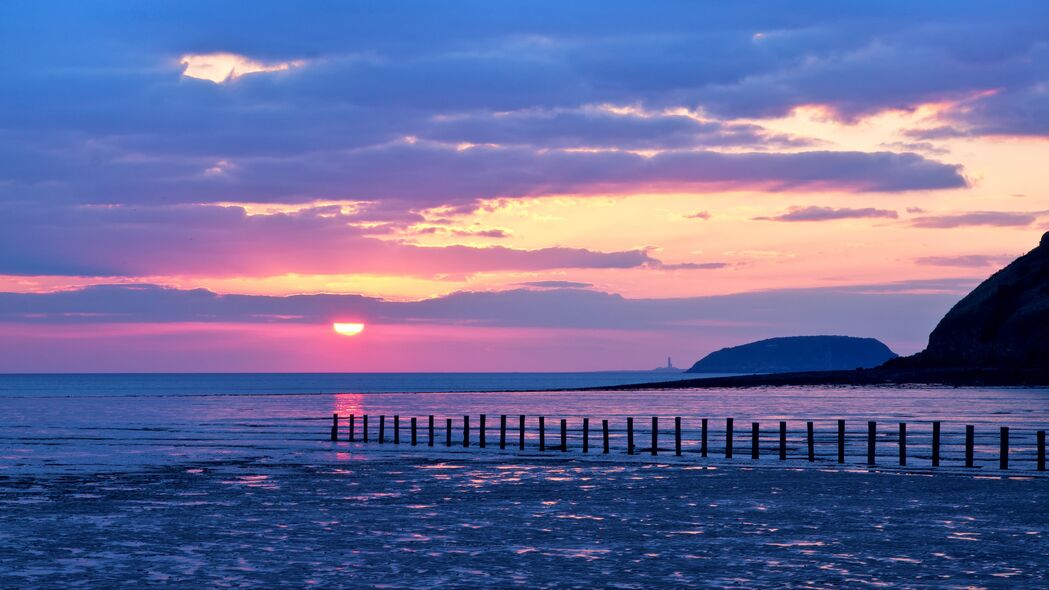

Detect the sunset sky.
xmin=2 ymin=1 xmax=1048 ymax=371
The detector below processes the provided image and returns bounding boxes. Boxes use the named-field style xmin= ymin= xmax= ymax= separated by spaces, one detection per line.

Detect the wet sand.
xmin=2 ymin=458 xmax=1046 ymax=588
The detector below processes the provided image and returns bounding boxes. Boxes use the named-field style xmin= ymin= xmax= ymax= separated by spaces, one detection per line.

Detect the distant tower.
xmin=667 ymin=356 xmax=673 ymax=369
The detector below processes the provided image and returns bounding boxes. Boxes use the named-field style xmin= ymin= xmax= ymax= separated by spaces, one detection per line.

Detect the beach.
xmin=1 ymin=376 xmax=1048 ymax=587
xmin=3 ymin=457 xmax=1047 ymax=588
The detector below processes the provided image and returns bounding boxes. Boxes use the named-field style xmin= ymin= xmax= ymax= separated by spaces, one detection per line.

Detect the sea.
xmin=2 ymin=373 xmax=1048 ymax=587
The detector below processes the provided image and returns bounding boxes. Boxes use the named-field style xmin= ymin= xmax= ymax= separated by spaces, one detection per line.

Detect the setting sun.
xmin=332 ymin=322 xmax=365 ymax=336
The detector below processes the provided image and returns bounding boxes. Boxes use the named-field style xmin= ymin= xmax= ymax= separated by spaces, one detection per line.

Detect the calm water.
xmin=0 ymin=372 xmax=699 ymax=397
xmin=2 ymin=374 xmax=1047 ymax=587
xmin=1 ymin=374 xmax=1047 ymax=474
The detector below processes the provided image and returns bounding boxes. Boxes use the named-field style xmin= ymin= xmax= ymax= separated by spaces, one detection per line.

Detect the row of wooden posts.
xmin=329 ymin=414 xmax=1048 ymax=471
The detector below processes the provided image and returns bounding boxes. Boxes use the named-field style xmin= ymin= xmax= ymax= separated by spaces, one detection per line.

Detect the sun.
xmin=332 ymin=322 xmax=365 ymax=336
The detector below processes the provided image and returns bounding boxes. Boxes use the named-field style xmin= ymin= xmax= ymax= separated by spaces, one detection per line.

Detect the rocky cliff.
xmin=900 ymin=231 xmax=1049 ymax=369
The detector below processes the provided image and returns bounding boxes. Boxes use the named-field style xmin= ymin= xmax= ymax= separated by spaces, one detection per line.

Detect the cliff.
xmin=894 ymin=231 xmax=1049 ymax=369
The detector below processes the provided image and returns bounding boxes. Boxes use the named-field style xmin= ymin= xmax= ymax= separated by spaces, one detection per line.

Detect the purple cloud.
xmin=0 ymin=279 xmax=969 ymax=347
xmin=913 ymin=254 xmax=1017 ymax=267
xmin=518 ymin=281 xmax=594 ymax=289
xmin=910 ymin=211 xmax=1039 ymax=228
xmin=1 ymin=142 xmax=967 ymax=209
xmin=754 ymin=206 xmax=899 ymax=222
xmin=422 ymin=109 xmax=811 ymax=150
xmin=0 ymin=205 xmax=657 ymax=277
xmin=649 ymin=262 xmax=730 ymax=271
xmin=3 ymin=0 xmax=1047 ymax=286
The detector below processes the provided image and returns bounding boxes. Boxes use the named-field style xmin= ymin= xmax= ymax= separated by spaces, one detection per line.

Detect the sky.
xmin=1 ymin=1 xmax=1048 ymax=372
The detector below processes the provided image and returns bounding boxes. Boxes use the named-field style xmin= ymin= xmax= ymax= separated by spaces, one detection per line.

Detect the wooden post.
xmin=363 ymin=415 xmax=369 ymax=442
xmin=539 ymin=417 xmax=546 ymax=451
xmin=1037 ymin=431 xmax=1046 ymax=472
xmin=330 ymin=413 xmax=339 ymax=442
xmin=500 ymin=415 xmax=507 ymax=449
xmin=463 ymin=415 xmax=470 ymax=448
xmin=560 ymin=419 xmax=567 ymax=452
xmin=445 ymin=418 xmax=452 ymax=448
xmin=837 ymin=420 xmax=845 ymax=464
xmin=806 ymin=421 xmax=814 ymax=462
xmin=428 ymin=415 xmax=434 ymax=447
xmin=651 ymin=416 xmax=658 ymax=456
xmin=602 ymin=419 xmax=610 ymax=454
xmin=479 ymin=414 xmax=486 ymax=449
xmin=394 ymin=415 xmax=400 ymax=445
xmin=867 ymin=421 xmax=875 ymax=465
xmin=701 ymin=418 xmax=708 ymax=458
xmin=1000 ymin=426 xmax=1009 ymax=470
xmin=751 ymin=422 xmax=759 ymax=460
xmin=411 ymin=417 xmax=417 ymax=446
xmin=779 ymin=421 xmax=786 ymax=461
xmin=675 ymin=417 xmax=682 ymax=457
xmin=932 ymin=421 xmax=941 ymax=467
xmin=627 ymin=417 xmax=635 ymax=455
xmin=898 ymin=422 xmax=906 ymax=466
xmin=379 ymin=415 xmax=386 ymax=444
xmin=349 ymin=414 xmax=356 ymax=442
xmin=519 ymin=415 xmax=525 ymax=450
xmin=965 ymin=425 xmax=974 ymax=467
xmin=725 ymin=418 xmax=733 ymax=459
xmin=583 ymin=418 xmax=590 ymax=454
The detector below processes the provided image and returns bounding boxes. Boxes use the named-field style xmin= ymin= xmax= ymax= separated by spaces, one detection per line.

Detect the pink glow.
xmin=0 ymin=322 xmax=737 ymax=373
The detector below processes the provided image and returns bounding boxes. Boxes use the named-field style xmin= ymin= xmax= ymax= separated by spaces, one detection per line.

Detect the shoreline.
xmin=582 ymin=367 xmax=1049 ymax=390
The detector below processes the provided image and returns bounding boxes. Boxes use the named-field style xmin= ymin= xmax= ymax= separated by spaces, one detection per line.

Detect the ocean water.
xmin=2 ymin=374 xmax=1048 ymax=587
xmin=0 ymin=371 xmax=700 ymax=397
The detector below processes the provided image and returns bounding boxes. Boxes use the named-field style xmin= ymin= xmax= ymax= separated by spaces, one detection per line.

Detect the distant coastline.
xmin=583 ymin=366 xmax=1049 ymax=390
xmin=588 ymin=231 xmax=1049 ymax=390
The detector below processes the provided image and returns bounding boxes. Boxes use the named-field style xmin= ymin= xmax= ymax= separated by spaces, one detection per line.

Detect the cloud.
xmin=180 ymin=53 xmax=306 ymax=83
xmin=685 ymin=211 xmax=711 ymax=220
xmin=0 ymin=204 xmax=657 ymax=277
xmin=649 ymin=262 xmax=730 ymax=270
xmin=422 ymin=107 xmax=811 ymax=150
xmin=878 ymin=141 xmax=949 ymax=156
xmin=913 ymin=254 xmax=1016 ymax=267
xmin=518 ymin=281 xmax=594 ymax=289
xmin=416 ymin=226 xmax=511 ymax=238
xmin=903 ymin=127 xmax=972 ymax=141
xmin=0 ymin=141 xmax=967 ymax=209
xmin=0 ymin=279 xmax=969 ymax=343
xmin=5 ymin=0 xmax=1048 ymax=284
xmin=754 ymin=206 xmax=899 ymax=222
xmin=910 ymin=211 xmax=1040 ymax=228
xmin=941 ymin=80 xmax=1049 ymax=137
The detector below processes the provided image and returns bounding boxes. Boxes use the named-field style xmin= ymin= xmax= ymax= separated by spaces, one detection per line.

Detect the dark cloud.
xmin=685 ymin=211 xmax=712 ymax=220
xmin=755 ymin=206 xmax=899 ymax=222
xmin=910 ymin=211 xmax=1040 ymax=228
xmin=422 ymin=109 xmax=811 ymax=150
xmin=0 ymin=141 xmax=966 ymax=208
